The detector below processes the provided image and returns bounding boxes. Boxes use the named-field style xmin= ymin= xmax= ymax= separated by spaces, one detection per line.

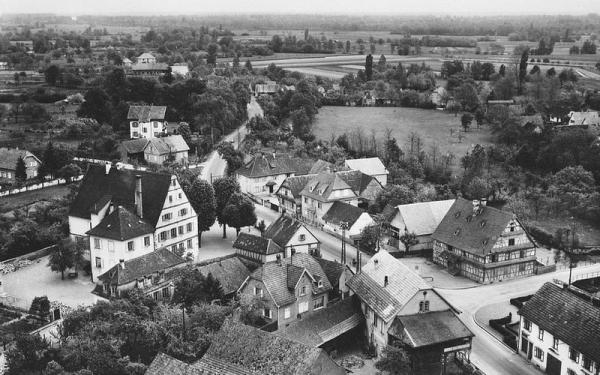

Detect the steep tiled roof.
xmin=147 ymin=135 xmax=190 ymax=155
xmin=195 ymin=255 xmax=251 ymax=295
xmin=431 ymin=198 xmax=533 ymax=256
xmin=206 ymin=319 xmax=346 ymax=375
xmin=569 ymin=111 xmax=600 ymax=126
xmin=69 ymin=165 xmax=172 ymax=227
xmin=388 ymin=310 xmax=473 ymax=348
xmin=322 ymin=201 xmax=367 ymax=227
xmin=308 ymin=159 xmax=337 ymax=174
xmin=300 ymin=172 xmax=356 ymax=202
xmin=519 ymin=282 xmax=600 ymax=363
xmin=277 ymin=298 xmax=362 ymax=347
xmin=263 ymin=215 xmax=315 ymax=248
xmin=286 ymin=264 xmax=306 ymax=289
xmin=235 ymin=153 xmax=314 ymax=178
xmin=97 ymin=248 xmax=186 ymax=286
xmin=86 ymin=206 xmax=154 ymax=241
xmin=131 ymin=63 xmax=169 ymax=71
xmin=194 ymin=355 xmax=251 ymax=375
xmin=137 ymin=52 xmax=156 ymax=60
xmin=338 ymin=170 xmax=382 ymax=200
xmin=127 ymin=105 xmax=167 ymax=121
xmin=233 ymin=232 xmax=282 ymax=256
xmin=316 ymin=258 xmax=349 ymax=287
xmin=0 ymin=148 xmax=40 ymax=171
xmin=347 ymin=250 xmax=430 ymax=322
xmin=121 ymin=138 xmax=149 ymax=154
xmin=282 ymin=253 xmax=333 ymax=294
xmin=345 ymin=157 xmax=389 ymax=176
xmin=391 ymin=200 xmax=455 ymax=236
xmin=147 ymin=353 xmax=203 ymax=375
xmin=276 ymin=174 xmax=316 ymax=201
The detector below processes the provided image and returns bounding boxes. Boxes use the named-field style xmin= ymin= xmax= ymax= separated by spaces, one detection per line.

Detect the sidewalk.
xmin=399 ymin=257 xmax=480 ymax=289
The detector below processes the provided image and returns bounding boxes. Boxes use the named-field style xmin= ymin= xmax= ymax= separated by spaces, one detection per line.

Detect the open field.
xmin=313 ymin=106 xmax=493 ymax=171
xmin=0 ymin=185 xmax=72 ymax=212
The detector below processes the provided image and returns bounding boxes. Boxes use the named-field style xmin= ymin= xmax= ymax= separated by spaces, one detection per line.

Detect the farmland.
xmin=312 ymin=106 xmax=494 ymax=172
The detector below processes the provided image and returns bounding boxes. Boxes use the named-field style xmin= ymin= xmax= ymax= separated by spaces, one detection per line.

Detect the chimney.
xmin=119 ymin=259 xmax=125 ymax=269
xmin=480 ymin=198 xmax=487 ymax=207
xmin=472 ymin=199 xmax=480 ymax=213
xmin=384 ymin=275 xmax=389 ymax=287
xmin=135 ymin=175 xmax=143 ymax=218
xmin=374 ymin=259 xmax=379 ymax=267
xmin=105 ymin=162 xmax=111 ymax=175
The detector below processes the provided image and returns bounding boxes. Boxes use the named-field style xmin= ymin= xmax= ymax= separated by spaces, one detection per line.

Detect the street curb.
xmin=472 ymin=308 xmax=518 ymax=354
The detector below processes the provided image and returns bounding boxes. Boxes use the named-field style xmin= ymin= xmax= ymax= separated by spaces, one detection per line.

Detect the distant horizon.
xmin=2 ymin=0 xmax=600 ymax=17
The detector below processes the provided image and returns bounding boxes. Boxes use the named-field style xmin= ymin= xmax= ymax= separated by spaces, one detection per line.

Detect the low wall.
xmin=0 ymin=175 xmax=83 ymax=197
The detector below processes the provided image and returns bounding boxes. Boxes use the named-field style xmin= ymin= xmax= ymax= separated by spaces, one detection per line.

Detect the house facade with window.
xmin=0 ymin=148 xmax=41 ymax=182
xmin=263 ymin=215 xmax=320 ymax=257
xmin=96 ymin=248 xmax=187 ymax=299
xmin=276 ymin=174 xmax=316 ymax=217
xmin=120 ymin=135 xmax=190 ymax=165
xmin=322 ymin=201 xmax=375 ymax=240
xmin=518 ymin=282 xmax=600 ymax=375
xmin=128 ymin=105 xmax=167 ymax=139
xmin=346 ymin=250 xmax=473 ymax=374
xmin=431 ymin=198 xmax=537 ymax=284
xmin=68 ymin=164 xmax=198 ymax=282
xmin=233 ymin=232 xmax=283 ymax=263
xmin=237 ymin=253 xmax=333 ymax=328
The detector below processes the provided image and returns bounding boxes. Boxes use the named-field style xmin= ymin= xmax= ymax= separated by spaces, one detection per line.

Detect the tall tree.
xmin=399 ymin=231 xmax=419 ymax=253
xmin=48 ymin=238 xmax=83 ymax=280
xmin=77 ymin=88 xmax=111 ymax=124
xmin=15 ymin=156 xmax=27 ymax=182
xmin=461 ymin=113 xmax=473 ymax=132
xmin=185 ymin=179 xmax=216 ymax=247
xmin=206 ymin=43 xmax=218 ymax=65
xmin=212 ymin=177 xmax=240 ymax=238
xmin=44 ymin=64 xmax=61 ymax=86
xmin=518 ymin=48 xmax=529 ymax=94
xmin=221 ymin=193 xmax=257 ymax=235
xmin=365 ymin=54 xmax=373 ymax=81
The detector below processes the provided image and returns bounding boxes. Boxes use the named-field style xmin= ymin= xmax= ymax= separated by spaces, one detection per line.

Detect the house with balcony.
xmin=346 ymin=250 xmax=474 ymax=374
xmin=237 ymin=253 xmax=333 ymax=328
xmin=0 ymin=148 xmax=41 ymax=182
xmin=263 ymin=215 xmax=320 ymax=257
xmin=68 ymin=164 xmax=199 ymax=282
xmin=431 ymin=198 xmax=537 ymax=284
xmin=518 ymin=282 xmax=600 ymax=375
xmin=128 ymin=105 xmax=167 ymax=139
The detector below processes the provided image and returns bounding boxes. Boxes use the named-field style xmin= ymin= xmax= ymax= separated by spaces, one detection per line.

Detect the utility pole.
xmin=341 ymin=221 xmax=348 ymax=264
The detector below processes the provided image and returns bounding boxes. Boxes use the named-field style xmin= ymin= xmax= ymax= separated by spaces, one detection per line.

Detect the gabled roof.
xmin=337 ymin=170 xmax=382 ymax=199
xmin=233 ymin=232 xmax=282 ymax=256
xmin=194 ymin=355 xmax=251 ymax=375
xmin=388 ymin=310 xmax=474 ymax=348
xmin=127 ymin=105 xmax=167 ymax=121
xmin=235 ymin=153 xmax=314 ymax=178
xmin=86 ymin=206 xmax=154 ymax=241
xmin=391 ymin=200 xmax=455 ymax=236
xmin=322 ymin=201 xmax=367 ymax=227
xmin=69 ymin=165 xmax=172 ymax=227
xmin=569 ymin=111 xmax=600 ymax=126
xmin=147 ymin=135 xmax=190 ymax=155
xmin=263 ymin=215 xmax=315 ymax=248
xmin=0 ymin=148 xmax=40 ymax=171
xmin=300 ymin=172 xmax=356 ymax=202
xmin=308 ymin=159 xmax=336 ymax=174
xmin=431 ymin=198 xmax=534 ymax=256
xmin=137 ymin=52 xmax=156 ymax=60
xmin=282 ymin=253 xmax=332 ymax=293
xmin=206 ymin=319 xmax=346 ymax=375
xmin=346 ymin=250 xmax=431 ymax=322
xmin=276 ymin=174 xmax=316 ymax=201
xmin=519 ymin=282 xmax=600 ymax=363
xmin=121 ymin=138 xmax=150 ymax=154
xmin=131 ymin=63 xmax=169 ymax=71
xmin=97 ymin=248 xmax=186 ymax=286
xmin=146 ymin=353 xmax=203 ymax=375
xmin=195 ymin=255 xmax=251 ymax=295
xmin=345 ymin=157 xmax=389 ymax=176
xmin=316 ymin=258 xmax=350 ymax=287
xmin=286 ymin=264 xmax=307 ymax=289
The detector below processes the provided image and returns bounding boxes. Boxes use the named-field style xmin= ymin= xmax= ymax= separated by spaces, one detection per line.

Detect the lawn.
xmin=312 ymin=106 xmax=494 ymax=171
xmin=0 ymin=184 xmax=73 ymax=212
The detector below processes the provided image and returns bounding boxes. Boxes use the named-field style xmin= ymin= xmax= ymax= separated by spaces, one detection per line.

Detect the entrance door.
xmin=521 ymin=337 xmax=528 ymax=354
xmin=546 ymin=353 xmax=562 ymax=375
xmin=527 ymin=342 xmax=533 ymax=360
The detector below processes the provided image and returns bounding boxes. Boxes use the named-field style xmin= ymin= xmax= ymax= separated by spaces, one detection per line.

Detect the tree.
xmin=48 ymin=238 xmax=83 ymax=280
xmin=15 ymin=156 xmax=27 ymax=182
xmin=216 ymin=141 xmax=244 ymax=175
xmin=172 ymin=267 xmax=224 ymax=310
xmin=499 ymin=64 xmax=506 ymax=77
xmin=365 ymin=54 xmax=373 ymax=81
xmin=39 ymin=142 xmax=58 ymax=179
xmin=58 ymin=163 xmax=82 ymax=182
xmin=212 ymin=177 xmax=240 ymax=238
xmin=44 ymin=64 xmax=61 ymax=86
xmin=185 ymin=179 xmax=216 ymax=247
xmin=257 ymin=220 xmax=266 ymax=235
xmin=244 ymin=59 xmax=253 ymax=72
xmin=221 ymin=192 xmax=257 ymax=235
xmin=206 ymin=43 xmax=218 ymax=65
xmin=77 ymin=88 xmax=111 ymax=124
xmin=375 ymin=346 xmax=411 ymax=375
xmin=177 ymin=122 xmax=192 ymax=148
xmin=6 ymin=334 xmax=50 ymax=374
xmin=518 ymin=48 xmax=529 ymax=94
xmin=360 ymin=224 xmax=380 ymax=254
xmin=464 ymin=176 xmax=492 ymax=200
xmin=375 ymin=184 xmax=417 ymax=210
xmin=461 ymin=113 xmax=473 ymax=132
xmin=399 ymin=231 xmax=419 ymax=252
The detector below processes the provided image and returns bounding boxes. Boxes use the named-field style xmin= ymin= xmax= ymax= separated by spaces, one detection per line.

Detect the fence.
xmin=0 ymin=175 xmax=83 ymax=198
xmin=73 ymin=157 xmax=204 ymax=171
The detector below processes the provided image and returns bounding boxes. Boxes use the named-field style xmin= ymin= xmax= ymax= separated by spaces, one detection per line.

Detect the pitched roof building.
xmin=518 ymin=282 xmax=600 ymax=374
xmin=344 ymin=157 xmax=389 ymax=186
xmin=195 ymin=255 xmax=252 ymax=296
xmin=0 ymin=148 xmax=41 ymax=182
xmin=233 ymin=232 xmax=283 ymax=263
xmin=322 ymin=201 xmax=374 ymax=238
xmin=128 ymin=105 xmax=168 ymax=139
xmin=431 ymin=198 xmax=537 ymax=283
xmin=263 ymin=215 xmax=320 ymax=258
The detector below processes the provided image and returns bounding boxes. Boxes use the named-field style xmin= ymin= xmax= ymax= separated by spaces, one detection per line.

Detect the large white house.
xmin=128 ymin=105 xmax=167 ymax=139
xmin=68 ymin=164 xmax=199 ymax=282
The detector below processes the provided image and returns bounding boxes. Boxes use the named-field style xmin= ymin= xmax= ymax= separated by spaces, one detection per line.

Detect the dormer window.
xmin=131 ymin=121 xmax=138 ymax=128
xmin=454 ymin=211 xmax=461 ymax=218
xmin=454 ymin=228 xmax=461 ymax=236
xmin=317 ymin=280 xmax=323 ymax=288
xmin=480 ymin=220 xmax=487 ymax=228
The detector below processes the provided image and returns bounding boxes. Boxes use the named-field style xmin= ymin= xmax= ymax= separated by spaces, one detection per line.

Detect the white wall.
xmin=349 ymin=213 xmax=375 ymax=237
xmin=283 ymin=225 xmax=319 ymax=257
xmin=90 ymin=233 xmax=154 ymax=282
xmin=130 ymin=120 xmax=165 ymax=139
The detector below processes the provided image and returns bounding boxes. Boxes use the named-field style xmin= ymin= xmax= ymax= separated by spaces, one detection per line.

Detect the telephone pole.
xmin=341 ymin=221 xmax=348 ymax=264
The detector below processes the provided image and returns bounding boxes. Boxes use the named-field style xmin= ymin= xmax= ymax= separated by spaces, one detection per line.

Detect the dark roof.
xmin=146 ymin=353 xmax=203 ymax=375
xmin=195 ymin=255 xmax=251 ymax=295
xmin=235 ymin=153 xmax=314 ymax=178
xmin=0 ymin=148 xmax=40 ymax=171
xmin=388 ymin=310 xmax=474 ymax=348
xmin=146 ymin=135 xmax=189 ymax=155
xmin=69 ymin=165 xmax=172 ymax=227
xmin=86 ymin=206 xmax=154 ymax=241
xmin=206 ymin=319 xmax=346 ymax=375
xmin=131 ymin=62 xmax=169 ymax=72
xmin=322 ymin=201 xmax=367 ymax=227
xmin=194 ymin=355 xmax=251 ymax=375
xmin=381 ymin=204 xmax=397 ymax=223
xmin=263 ymin=215 xmax=315 ymax=248
xmin=120 ymin=138 xmax=149 ymax=154
xmin=276 ymin=174 xmax=316 ymax=200
xmin=97 ymin=248 xmax=186 ymax=286
xmin=338 ymin=170 xmax=381 ymax=199
xmin=301 ymin=170 xmax=381 ymax=203
xmin=519 ymin=282 xmax=600 ymax=362
xmin=127 ymin=105 xmax=167 ymax=121
xmin=308 ymin=159 xmax=337 ymax=174
xmin=431 ymin=198 xmax=534 ymax=256
xmin=277 ymin=298 xmax=363 ymax=347
xmin=316 ymin=258 xmax=348 ymax=287
xmin=286 ymin=264 xmax=306 ymax=289
xmin=233 ymin=232 xmax=282 ymax=256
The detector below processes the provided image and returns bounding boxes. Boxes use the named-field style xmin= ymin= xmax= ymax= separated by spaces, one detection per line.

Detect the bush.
xmin=525 ymin=225 xmax=555 ymax=247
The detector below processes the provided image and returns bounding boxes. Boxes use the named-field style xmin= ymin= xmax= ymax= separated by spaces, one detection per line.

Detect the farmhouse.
xmin=276 ymin=174 xmax=316 ymax=217
xmin=128 ymin=105 xmax=167 ymax=139
xmin=0 ymin=148 xmax=41 ymax=182
xmin=344 ymin=157 xmax=389 ymax=186
xmin=129 ymin=53 xmax=169 ymax=78
xmin=431 ymin=198 xmax=537 ymax=284
xmin=233 ymin=232 xmax=283 ymax=263
xmin=322 ymin=201 xmax=374 ymax=241
xmin=120 ymin=135 xmax=189 ymax=165
xmin=263 ymin=215 xmax=320 ymax=257
xmin=194 ymin=255 xmax=252 ymax=298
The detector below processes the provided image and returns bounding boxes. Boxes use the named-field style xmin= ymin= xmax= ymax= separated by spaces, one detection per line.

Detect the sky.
xmin=2 ymin=0 xmax=600 ymax=15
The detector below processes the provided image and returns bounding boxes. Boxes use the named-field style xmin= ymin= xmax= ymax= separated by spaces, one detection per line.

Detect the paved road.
xmin=438 ymin=262 xmax=600 ymax=375
xmin=199 ymin=97 xmax=263 ymax=181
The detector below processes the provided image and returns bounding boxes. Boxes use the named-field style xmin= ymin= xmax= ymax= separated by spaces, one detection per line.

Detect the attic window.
xmin=480 ymin=220 xmax=487 ymax=228
xmin=454 ymin=211 xmax=461 ymax=219
xmin=454 ymin=228 xmax=461 ymax=236
xmin=317 ymin=280 xmax=323 ymax=288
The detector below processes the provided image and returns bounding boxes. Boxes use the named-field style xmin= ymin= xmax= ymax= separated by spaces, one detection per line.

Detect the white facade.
xmin=130 ymin=120 xmax=166 ymax=139
xmin=518 ymin=318 xmax=598 ymax=375
xmin=237 ymin=173 xmax=291 ymax=195
xmin=279 ymin=225 xmax=319 ymax=257
xmin=90 ymin=232 xmax=154 ymax=282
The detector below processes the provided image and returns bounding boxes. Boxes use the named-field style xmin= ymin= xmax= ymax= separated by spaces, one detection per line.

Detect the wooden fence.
xmin=0 ymin=175 xmax=83 ymax=198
